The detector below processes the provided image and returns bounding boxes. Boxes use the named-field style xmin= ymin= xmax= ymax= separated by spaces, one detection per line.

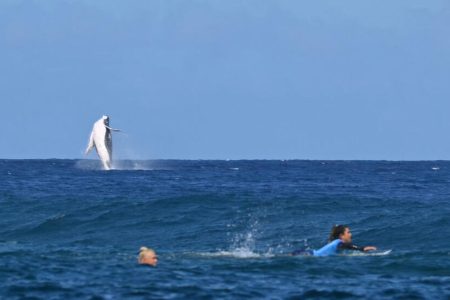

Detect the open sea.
xmin=0 ymin=159 xmax=449 ymax=299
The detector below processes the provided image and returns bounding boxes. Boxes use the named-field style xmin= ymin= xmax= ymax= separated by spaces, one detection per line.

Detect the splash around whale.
xmin=85 ymin=115 xmax=120 ymax=170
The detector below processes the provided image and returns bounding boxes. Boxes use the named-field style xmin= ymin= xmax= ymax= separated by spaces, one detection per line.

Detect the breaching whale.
xmin=85 ymin=115 xmax=120 ymax=170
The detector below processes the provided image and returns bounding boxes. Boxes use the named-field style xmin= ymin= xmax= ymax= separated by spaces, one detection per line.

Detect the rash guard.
xmin=292 ymin=239 xmax=365 ymax=256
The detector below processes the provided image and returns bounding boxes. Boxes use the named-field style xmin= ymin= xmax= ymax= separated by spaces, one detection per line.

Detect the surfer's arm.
xmin=339 ymin=242 xmax=376 ymax=252
xmin=362 ymin=246 xmax=377 ymax=251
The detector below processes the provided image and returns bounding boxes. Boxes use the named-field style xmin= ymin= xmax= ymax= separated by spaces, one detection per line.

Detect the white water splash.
xmin=196 ymin=249 xmax=271 ymax=259
xmin=214 ymin=216 xmax=278 ymax=258
xmin=75 ymin=160 xmax=157 ymax=171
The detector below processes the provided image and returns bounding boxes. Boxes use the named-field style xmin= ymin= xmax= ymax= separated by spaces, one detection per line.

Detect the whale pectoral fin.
xmin=85 ymin=146 xmax=93 ymax=155
xmin=85 ymin=132 xmax=95 ymax=155
xmin=105 ymin=125 xmax=121 ymax=132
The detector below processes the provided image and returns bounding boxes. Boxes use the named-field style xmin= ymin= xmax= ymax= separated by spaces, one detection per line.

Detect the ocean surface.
xmin=0 ymin=159 xmax=449 ymax=299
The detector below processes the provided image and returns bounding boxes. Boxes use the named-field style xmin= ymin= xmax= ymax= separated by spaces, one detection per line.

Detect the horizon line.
xmin=1 ymin=158 xmax=449 ymax=162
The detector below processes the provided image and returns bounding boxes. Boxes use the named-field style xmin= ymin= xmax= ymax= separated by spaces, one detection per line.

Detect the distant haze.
xmin=1 ymin=0 xmax=449 ymax=160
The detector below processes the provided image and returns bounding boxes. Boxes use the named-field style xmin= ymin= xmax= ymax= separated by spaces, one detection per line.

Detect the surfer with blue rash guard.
xmin=292 ymin=225 xmax=377 ymax=256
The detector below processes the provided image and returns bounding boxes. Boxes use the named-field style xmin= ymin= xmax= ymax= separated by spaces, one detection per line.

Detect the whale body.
xmin=85 ymin=115 xmax=120 ymax=170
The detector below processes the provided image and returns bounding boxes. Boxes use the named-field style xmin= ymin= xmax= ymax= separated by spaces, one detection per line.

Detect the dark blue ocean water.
xmin=0 ymin=159 xmax=449 ymax=299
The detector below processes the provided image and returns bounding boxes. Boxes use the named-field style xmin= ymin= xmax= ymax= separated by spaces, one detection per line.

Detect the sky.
xmin=0 ymin=0 xmax=449 ymax=160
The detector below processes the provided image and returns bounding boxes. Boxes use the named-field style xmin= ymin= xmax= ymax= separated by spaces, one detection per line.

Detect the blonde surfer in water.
xmin=138 ymin=247 xmax=158 ymax=267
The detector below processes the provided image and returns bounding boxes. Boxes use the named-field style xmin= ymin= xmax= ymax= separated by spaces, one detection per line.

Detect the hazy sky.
xmin=1 ymin=0 xmax=449 ymax=160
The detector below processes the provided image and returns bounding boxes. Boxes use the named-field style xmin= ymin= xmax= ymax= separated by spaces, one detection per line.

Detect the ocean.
xmin=0 ymin=159 xmax=449 ymax=299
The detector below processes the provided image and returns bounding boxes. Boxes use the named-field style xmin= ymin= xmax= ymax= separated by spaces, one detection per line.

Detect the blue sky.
xmin=1 ymin=0 xmax=449 ymax=160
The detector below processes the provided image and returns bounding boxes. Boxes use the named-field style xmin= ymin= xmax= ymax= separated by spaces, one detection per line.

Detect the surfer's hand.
xmin=363 ymin=246 xmax=377 ymax=251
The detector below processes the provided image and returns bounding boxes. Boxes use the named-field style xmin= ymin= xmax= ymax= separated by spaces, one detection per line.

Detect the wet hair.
xmin=138 ymin=246 xmax=155 ymax=263
xmin=328 ymin=225 xmax=349 ymax=243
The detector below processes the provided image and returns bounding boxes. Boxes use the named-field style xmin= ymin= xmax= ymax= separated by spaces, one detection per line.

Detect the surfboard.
xmin=343 ymin=249 xmax=392 ymax=256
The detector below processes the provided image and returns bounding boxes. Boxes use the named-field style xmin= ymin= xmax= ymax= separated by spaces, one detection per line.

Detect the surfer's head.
xmin=138 ymin=247 xmax=158 ymax=267
xmin=328 ymin=225 xmax=352 ymax=243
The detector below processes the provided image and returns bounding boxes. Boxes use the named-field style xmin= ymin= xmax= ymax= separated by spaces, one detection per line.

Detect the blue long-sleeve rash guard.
xmin=292 ymin=239 xmax=365 ymax=256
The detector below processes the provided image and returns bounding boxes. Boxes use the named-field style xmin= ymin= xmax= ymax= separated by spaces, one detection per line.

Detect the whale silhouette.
xmin=85 ymin=115 xmax=120 ymax=170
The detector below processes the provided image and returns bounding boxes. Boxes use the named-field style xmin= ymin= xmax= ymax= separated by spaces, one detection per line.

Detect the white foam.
xmin=195 ymin=249 xmax=274 ymax=259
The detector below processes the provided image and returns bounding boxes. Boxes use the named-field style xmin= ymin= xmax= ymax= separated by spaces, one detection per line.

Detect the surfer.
xmin=292 ymin=225 xmax=377 ymax=256
xmin=138 ymin=247 xmax=158 ymax=267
